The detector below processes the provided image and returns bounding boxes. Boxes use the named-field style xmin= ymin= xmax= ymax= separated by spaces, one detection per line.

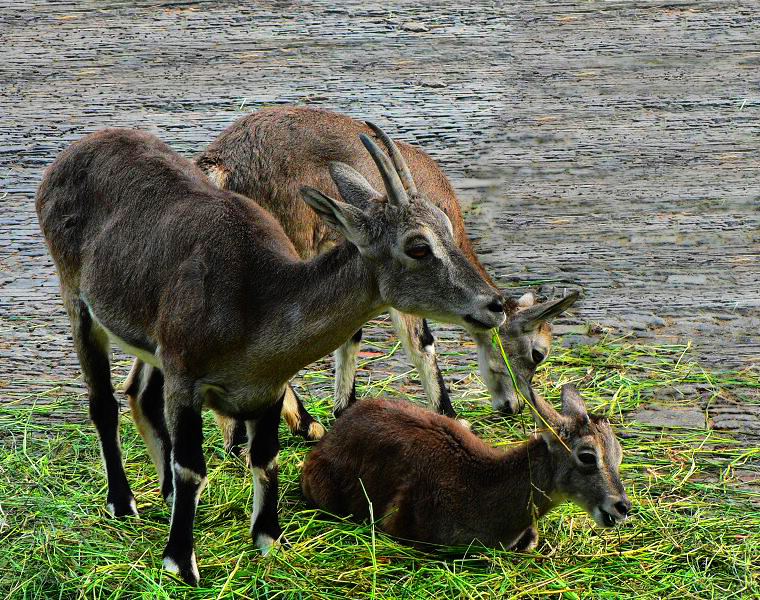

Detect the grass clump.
xmin=0 ymin=337 xmax=758 ymax=599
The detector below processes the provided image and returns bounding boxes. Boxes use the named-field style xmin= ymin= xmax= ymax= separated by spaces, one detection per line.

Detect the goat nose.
xmin=614 ymin=498 xmax=631 ymax=516
xmin=486 ymin=298 xmax=504 ymax=313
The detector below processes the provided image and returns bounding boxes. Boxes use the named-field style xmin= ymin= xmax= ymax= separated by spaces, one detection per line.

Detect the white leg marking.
xmin=162 ymin=552 xmax=199 ymax=582
xmin=189 ymin=552 xmax=199 ymax=582
xmin=251 ymin=466 xmax=268 ymax=533
xmin=250 ymin=454 xmax=279 ymax=546
xmin=390 ymin=311 xmax=442 ymax=411
xmin=255 ymin=533 xmax=276 ymax=554
xmin=106 ymin=498 xmax=138 ymax=517
xmin=173 ymin=463 xmax=205 ymax=485
xmin=173 ymin=463 xmax=208 ymax=508
xmin=334 ymin=339 xmax=360 ymax=411
xmin=163 ymin=556 xmax=180 ymax=574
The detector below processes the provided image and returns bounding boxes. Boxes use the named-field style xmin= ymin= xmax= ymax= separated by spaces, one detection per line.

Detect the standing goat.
xmin=36 ymin=127 xmax=504 ymax=585
xmin=302 ymin=385 xmax=631 ymax=550
xmin=127 ymin=107 xmax=579 ymax=456
xmin=193 ymin=107 xmax=579 ymax=421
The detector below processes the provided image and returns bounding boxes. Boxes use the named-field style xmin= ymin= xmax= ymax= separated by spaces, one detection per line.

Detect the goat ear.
xmin=560 ymin=384 xmax=589 ymax=423
xmin=328 ymin=161 xmax=380 ymax=210
xmin=300 ymin=187 xmax=370 ymax=248
xmin=512 ymin=290 xmax=580 ymax=334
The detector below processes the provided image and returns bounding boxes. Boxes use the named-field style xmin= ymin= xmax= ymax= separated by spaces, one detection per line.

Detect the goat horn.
xmin=359 ymin=133 xmax=409 ymax=206
xmin=365 ymin=121 xmax=418 ymax=196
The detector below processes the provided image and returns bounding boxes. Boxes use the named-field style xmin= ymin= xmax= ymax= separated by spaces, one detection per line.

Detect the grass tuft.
xmin=1 ymin=335 xmax=758 ymax=598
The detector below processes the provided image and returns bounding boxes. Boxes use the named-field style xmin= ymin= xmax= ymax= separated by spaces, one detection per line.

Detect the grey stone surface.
xmin=0 ymin=1 xmax=757 ymax=431
xmin=631 ymin=406 xmax=706 ymax=429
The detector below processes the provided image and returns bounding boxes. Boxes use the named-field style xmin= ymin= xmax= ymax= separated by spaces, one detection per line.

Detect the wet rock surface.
xmin=0 ymin=1 xmax=757 ymax=433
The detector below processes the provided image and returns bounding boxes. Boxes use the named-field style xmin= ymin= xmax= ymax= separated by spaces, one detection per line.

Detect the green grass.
xmin=1 ymin=335 xmax=758 ymax=599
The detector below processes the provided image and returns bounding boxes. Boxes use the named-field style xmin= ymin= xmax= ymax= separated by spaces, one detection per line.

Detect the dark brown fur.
xmin=302 ymin=387 xmax=630 ymax=549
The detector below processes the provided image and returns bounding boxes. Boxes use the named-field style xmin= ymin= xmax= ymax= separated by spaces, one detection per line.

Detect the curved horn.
xmin=364 ymin=121 xmax=418 ymax=196
xmin=359 ymin=133 xmax=409 ymax=206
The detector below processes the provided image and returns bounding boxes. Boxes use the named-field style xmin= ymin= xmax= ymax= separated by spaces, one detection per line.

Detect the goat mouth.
xmin=600 ymin=509 xmax=617 ymax=528
xmin=463 ymin=315 xmax=492 ymax=330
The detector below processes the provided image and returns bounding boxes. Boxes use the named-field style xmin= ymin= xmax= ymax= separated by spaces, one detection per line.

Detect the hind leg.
xmin=219 ymin=386 xmax=324 ymax=451
xmin=67 ymin=295 xmax=136 ymax=517
xmin=281 ymin=386 xmax=325 ymax=440
xmin=125 ymin=359 xmax=174 ymax=504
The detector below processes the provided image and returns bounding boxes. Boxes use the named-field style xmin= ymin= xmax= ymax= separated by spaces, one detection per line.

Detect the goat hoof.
xmin=106 ymin=496 xmax=138 ymax=518
xmin=253 ymin=532 xmax=288 ymax=555
xmin=163 ymin=552 xmax=200 ymax=586
xmin=511 ymin=526 xmax=538 ymax=552
xmin=306 ymin=421 xmax=326 ymax=441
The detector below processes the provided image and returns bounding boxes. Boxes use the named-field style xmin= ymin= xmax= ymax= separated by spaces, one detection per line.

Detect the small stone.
xmin=666 ymin=274 xmax=707 ymax=285
xmin=419 ymin=78 xmax=447 ymax=88
xmin=401 ymin=21 xmax=429 ymax=32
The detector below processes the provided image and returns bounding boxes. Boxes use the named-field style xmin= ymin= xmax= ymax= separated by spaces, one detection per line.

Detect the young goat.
xmin=302 ymin=385 xmax=631 ymax=550
xmin=36 ymin=127 xmax=504 ymax=585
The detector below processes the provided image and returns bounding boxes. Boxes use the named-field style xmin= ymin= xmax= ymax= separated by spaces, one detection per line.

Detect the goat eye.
xmin=532 ymin=349 xmax=545 ymax=364
xmin=405 ymin=244 xmax=431 ymax=260
xmin=578 ymin=452 xmax=597 ymax=466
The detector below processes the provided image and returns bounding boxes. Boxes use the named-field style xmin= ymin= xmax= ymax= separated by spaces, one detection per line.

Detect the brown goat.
xmin=36 ymin=127 xmax=504 ymax=585
xmin=126 ymin=107 xmax=579 ymax=458
xmin=195 ymin=107 xmax=579 ymax=420
xmin=302 ymin=385 xmax=630 ymax=549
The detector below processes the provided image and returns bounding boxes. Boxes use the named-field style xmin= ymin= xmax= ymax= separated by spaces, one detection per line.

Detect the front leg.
xmin=333 ymin=328 xmax=363 ymax=417
xmin=246 ymin=394 xmax=285 ymax=552
xmin=161 ymin=373 xmax=206 ymax=586
xmin=389 ymin=310 xmax=456 ymax=418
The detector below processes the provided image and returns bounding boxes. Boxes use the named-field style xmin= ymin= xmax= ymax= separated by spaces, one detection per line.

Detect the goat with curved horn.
xmin=359 ymin=133 xmax=409 ymax=205
xmin=189 ymin=107 xmax=579 ymax=430
xmin=365 ymin=121 xmax=418 ymax=196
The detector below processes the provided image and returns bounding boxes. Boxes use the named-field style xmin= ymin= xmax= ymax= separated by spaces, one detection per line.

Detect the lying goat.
xmin=302 ymin=384 xmax=630 ymax=549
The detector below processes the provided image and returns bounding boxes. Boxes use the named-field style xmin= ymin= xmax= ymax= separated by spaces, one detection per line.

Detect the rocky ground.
xmin=1 ymin=1 xmax=757 ymax=435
